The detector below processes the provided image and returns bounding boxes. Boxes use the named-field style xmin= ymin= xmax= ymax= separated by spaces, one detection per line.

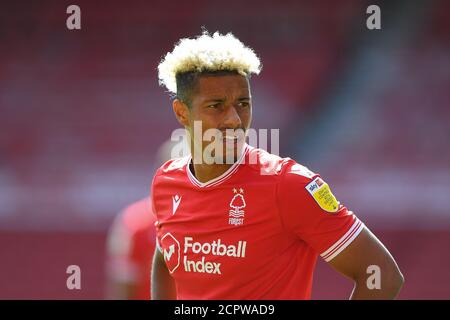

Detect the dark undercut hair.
xmin=175 ymin=69 xmax=243 ymax=107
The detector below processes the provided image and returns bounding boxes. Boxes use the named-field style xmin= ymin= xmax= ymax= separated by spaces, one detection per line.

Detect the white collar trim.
xmin=186 ymin=144 xmax=249 ymax=188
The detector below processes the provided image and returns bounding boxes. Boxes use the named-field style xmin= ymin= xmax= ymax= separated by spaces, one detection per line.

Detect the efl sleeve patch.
xmin=305 ymin=177 xmax=339 ymax=213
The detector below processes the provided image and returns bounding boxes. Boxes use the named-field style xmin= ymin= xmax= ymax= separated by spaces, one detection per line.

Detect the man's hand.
xmin=328 ymin=227 xmax=404 ymax=299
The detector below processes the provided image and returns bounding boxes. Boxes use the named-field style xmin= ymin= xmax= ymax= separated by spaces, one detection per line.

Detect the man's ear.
xmin=172 ymin=99 xmax=190 ymax=127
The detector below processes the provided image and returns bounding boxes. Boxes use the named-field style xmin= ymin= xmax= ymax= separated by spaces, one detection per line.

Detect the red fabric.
xmin=107 ymin=197 xmax=156 ymax=300
xmin=151 ymin=145 xmax=360 ymax=299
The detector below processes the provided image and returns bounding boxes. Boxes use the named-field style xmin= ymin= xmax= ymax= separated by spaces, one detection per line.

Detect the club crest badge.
xmin=229 ymin=188 xmax=246 ymax=226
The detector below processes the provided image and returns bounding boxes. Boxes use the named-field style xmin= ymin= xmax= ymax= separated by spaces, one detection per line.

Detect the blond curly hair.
xmin=158 ymin=31 xmax=262 ymax=95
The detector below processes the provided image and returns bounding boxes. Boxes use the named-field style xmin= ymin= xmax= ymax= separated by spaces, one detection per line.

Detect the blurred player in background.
xmin=106 ymin=197 xmax=155 ymax=299
xmin=106 ymin=139 xmax=184 ymax=299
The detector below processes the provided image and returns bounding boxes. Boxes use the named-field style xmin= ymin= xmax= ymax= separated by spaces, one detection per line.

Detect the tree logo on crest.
xmin=229 ymin=188 xmax=246 ymax=226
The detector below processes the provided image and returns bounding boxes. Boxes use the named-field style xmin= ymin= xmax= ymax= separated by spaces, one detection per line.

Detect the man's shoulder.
xmin=121 ymin=197 xmax=155 ymax=230
xmin=245 ymin=146 xmax=316 ymax=183
xmin=154 ymin=156 xmax=189 ymax=179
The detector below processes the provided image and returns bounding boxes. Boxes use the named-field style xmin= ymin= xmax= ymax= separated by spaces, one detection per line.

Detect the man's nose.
xmin=222 ymin=105 xmax=242 ymax=129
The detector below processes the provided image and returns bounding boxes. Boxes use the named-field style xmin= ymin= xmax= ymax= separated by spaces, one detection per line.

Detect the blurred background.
xmin=0 ymin=0 xmax=449 ymax=299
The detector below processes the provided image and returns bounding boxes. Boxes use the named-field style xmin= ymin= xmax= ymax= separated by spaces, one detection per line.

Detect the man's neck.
xmin=190 ymin=162 xmax=234 ymax=184
xmin=188 ymin=144 xmax=247 ymax=183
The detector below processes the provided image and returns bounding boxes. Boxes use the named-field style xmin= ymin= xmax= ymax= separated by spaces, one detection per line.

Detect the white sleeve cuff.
xmin=320 ymin=219 xmax=365 ymax=262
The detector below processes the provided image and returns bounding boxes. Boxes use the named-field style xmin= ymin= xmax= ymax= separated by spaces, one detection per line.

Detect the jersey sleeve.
xmin=277 ymin=161 xmax=365 ymax=262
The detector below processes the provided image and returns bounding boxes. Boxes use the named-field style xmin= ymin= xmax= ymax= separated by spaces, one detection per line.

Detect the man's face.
xmin=179 ymin=74 xmax=252 ymax=164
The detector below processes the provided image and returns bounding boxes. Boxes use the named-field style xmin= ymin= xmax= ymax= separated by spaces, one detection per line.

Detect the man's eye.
xmin=207 ymin=103 xmax=221 ymax=109
xmin=238 ymin=102 xmax=250 ymax=108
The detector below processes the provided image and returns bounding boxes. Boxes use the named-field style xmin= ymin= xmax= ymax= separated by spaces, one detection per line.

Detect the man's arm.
xmin=151 ymin=248 xmax=177 ymax=300
xmin=328 ymin=227 xmax=404 ymax=299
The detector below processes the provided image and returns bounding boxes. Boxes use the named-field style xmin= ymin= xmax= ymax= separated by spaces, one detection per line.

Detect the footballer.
xmin=106 ymin=197 xmax=156 ymax=299
xmin=150 ymin=31 xmax=404 ymax=299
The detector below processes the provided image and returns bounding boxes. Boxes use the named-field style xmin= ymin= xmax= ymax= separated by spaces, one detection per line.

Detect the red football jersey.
xmin=151 ymin=144 xmax=364 ymax=299
xmin=107 ymin=197 xmax=156 ymax=300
